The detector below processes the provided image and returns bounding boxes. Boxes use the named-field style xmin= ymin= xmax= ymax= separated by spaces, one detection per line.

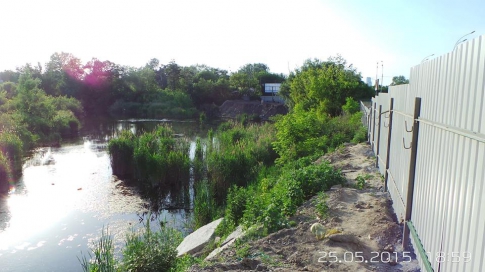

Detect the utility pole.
xmin=376 ymin=62 xmax=379 ymax=95
xmin=381 ymin=61 xmax=384 ymax=92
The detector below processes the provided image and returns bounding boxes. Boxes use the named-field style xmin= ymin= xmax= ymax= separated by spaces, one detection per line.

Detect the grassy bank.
xmin=92 ymin=96 xmax=367 ymax=271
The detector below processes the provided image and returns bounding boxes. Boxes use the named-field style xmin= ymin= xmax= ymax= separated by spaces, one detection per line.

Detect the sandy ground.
xmin=190 ymin=143 xmax=421 ymax=272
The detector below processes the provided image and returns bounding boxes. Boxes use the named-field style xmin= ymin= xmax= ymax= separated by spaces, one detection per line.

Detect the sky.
xmin=1 ymin=0 xmax=484 ymax=85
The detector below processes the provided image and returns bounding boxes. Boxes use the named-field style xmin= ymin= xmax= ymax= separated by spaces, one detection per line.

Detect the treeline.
xmin=0 ymin=53 xmax=286 ymax=118
xmin=0 ymin=52 xmax=287 ymax=193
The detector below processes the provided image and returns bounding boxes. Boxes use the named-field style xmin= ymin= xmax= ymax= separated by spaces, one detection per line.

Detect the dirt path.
xmin=191 ymin=143 xmax=421 ymax=272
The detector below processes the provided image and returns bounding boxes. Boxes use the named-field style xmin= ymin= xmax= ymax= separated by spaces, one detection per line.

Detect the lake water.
xmin=0 ymin=118 xmax=205 ymax=272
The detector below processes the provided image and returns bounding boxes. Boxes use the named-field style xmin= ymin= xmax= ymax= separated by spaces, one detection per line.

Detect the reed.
xmin=108 ymin=124 xmax=191 ymax=188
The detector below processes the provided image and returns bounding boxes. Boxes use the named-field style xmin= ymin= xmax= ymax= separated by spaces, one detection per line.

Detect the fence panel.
xmin=363 ymin=35 xmax=485 ymax=272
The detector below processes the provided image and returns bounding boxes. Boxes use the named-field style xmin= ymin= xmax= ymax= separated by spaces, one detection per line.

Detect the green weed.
xmin=314 ymin=192 xmax=329 ymax=220
xmin=355 ymin=175 xmax=367 ymax=190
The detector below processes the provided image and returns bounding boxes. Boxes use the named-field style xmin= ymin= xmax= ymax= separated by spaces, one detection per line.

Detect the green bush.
xmin=294 ymin=162 xmax=345 ymax=197
xmin=52 ymin=110 xmax=80 ymax=137
xmin=239 ymin=161 xmax=344 ymax=235
xmin=273 ymin=108 xmax=366 ymax=163
xmin=342 ymin=97 xmax=360 ymax=115
xmin=352 ymin=125 xmax=367 ymax=143
xmin=314 ymin=192 xmax=329 ymax=219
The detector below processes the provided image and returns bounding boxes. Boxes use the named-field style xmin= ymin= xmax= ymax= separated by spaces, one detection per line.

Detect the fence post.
xmin=371 ymin=102 xmax=376 ymax=149
xmin=402 ymin=97 xmax=422 ymax=250
xmin=375 ymin=105 xmax=382 ymax=168
xmin=384 ymin=98 xmax=394 ymax=192
xmin=368 ymin=112 xmax=371 ymax=140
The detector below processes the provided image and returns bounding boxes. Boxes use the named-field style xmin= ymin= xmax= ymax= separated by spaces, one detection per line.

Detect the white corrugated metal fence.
xmin=361 ymin=35 xmax=485 ymax=272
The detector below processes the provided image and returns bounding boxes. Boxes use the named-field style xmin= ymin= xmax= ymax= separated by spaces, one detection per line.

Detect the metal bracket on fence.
xmin=405 ymin=120 xmax=414 ymax=132
xmin=402 ymin=138 xmax=412 ymax=149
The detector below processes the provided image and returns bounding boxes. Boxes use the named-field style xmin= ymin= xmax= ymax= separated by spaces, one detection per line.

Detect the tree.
xmin=0 ymin=70 xmax=20 ymax=83
xmin=229 ymin=63 xmax=284 ymax=96
xmin=284 ymin=56 xmax=374 ymax=116
xmin=164 ymin=60 xmax=181 ymax=90
xmin=43 ymin=52 xmax=84 ymax=96
xmin=390 ymin=75 xmax=409 ymax=86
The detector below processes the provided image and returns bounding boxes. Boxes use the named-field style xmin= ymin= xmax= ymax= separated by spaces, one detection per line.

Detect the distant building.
xmin=261 ymin=83 xmax=284 ymax=104
xmin=366 ymin=77 xmax=372 ymax=87
xmin=263 ymin=83 xmax=281 ymax=95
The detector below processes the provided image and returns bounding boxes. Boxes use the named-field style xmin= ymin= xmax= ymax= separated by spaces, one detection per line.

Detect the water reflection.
xmin=0 ymin=118 xmax=207 ymax=271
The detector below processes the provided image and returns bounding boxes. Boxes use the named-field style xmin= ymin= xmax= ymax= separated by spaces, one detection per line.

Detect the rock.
xmin=222 ymin=225 xmax=245 ymax=246
xmin=310 ymin=223 xmax=326 ymax=240
xmin=331 ymin=184 xmax=343 ymax=190
xmin=205 ymin=242 xmax=227 ymax=260
xmin=214 ymin=236 xmax=221 ymax=244
xmin=383 ymin=244 xmax=394 ymax=252
xmin=177 ymin=218 xmax=223 ymax=257
xmin=205 ymin=225 xmax=247 ymax=260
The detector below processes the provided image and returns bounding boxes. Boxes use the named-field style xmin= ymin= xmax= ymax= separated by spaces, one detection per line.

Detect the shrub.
xmin=240 ymin=160 xmax=344 ymax=235
xmin=352 ymin=125 xmax=367 ymax=143
xmin=342 ymin=97 xmax=360 ymax=115
xmin=273 ymin=108 xmax=366 ymax=163
xmin=52 ymin=110 xmax=80 ymax=137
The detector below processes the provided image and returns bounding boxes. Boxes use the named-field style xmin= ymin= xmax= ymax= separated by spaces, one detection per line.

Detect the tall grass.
xmin=108 ymin=124 xmax=190 ymax=188
xmin=193 ymin=180 xmax=218 ymax=229
xmin=108 ymin=130 xmax=135 ymax=179
xmin=78 ymin=220 xmax=188 ymax=272
xmin=0 ymin=132 xmax=23 ymax=193
xmin=206 ymin=122 xmax=277 ymax=203
xmin=78 ymin=227 xmax=116 ymax=272
xmin=0 ymin=152 xmax=12 ymax=194
xmin=121 ymin=220 xmax=182 ymax=272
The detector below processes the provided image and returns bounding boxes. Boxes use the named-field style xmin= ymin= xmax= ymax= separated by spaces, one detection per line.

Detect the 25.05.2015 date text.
xmin=317 ymin=251 xmax=411 ymax=264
